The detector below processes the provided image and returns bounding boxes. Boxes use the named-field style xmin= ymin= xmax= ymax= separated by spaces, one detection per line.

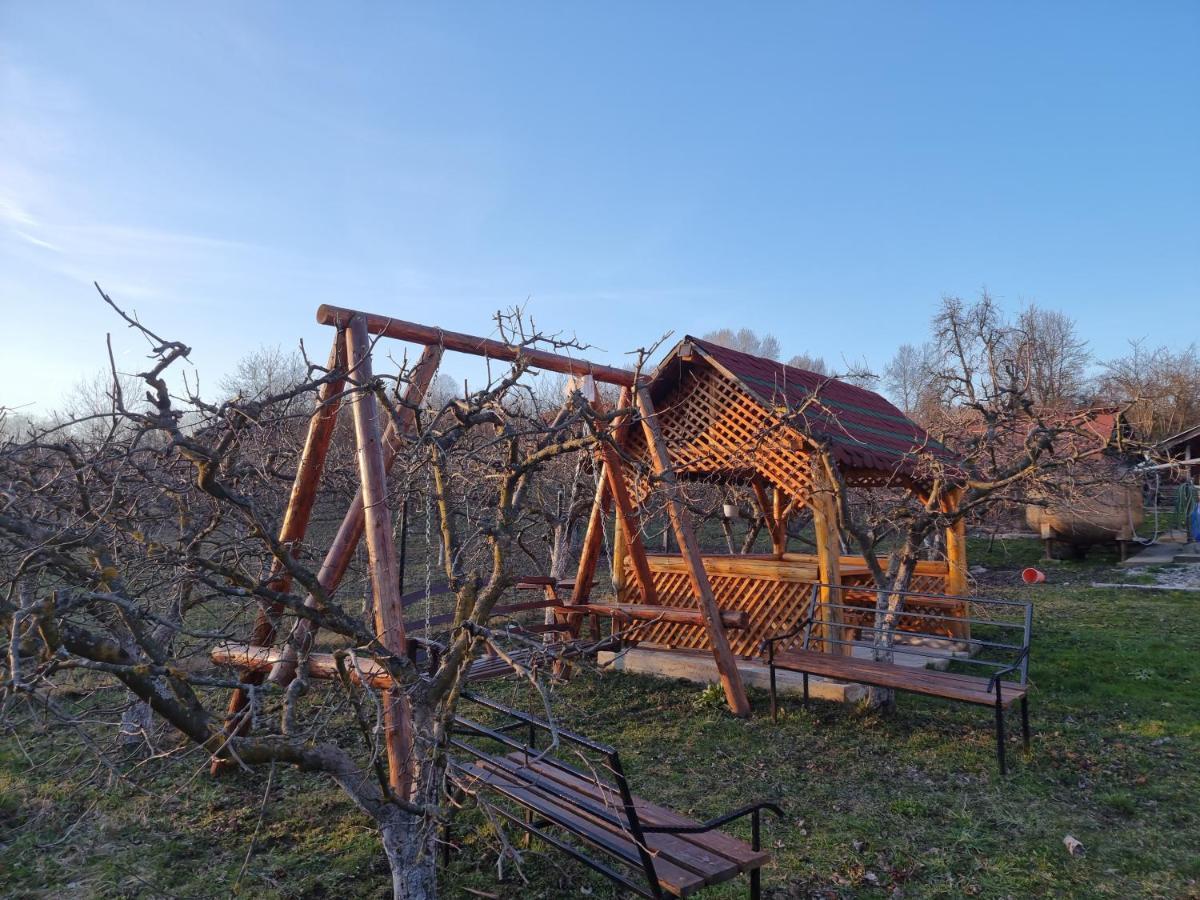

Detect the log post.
xmin=636 ymin=388 xmax=751 ymax=717
xmin=265 ymin=345 xmax=442 ymax=685
xmin=810 ymin=486 xmax=846 ymax=655
xmin=612 ymin=511 xmax=628 ymax=601
xmin=213 ymin=335 xmax=346 ymax=773
xmin=772 ymin=486 xmax=788 ymax=555
xmin=570 ymin=466 xmax=612 ymax=616
xmin=942 ymin=487 xmax=970 ymax=642
xmin=599 ymin=449 xmax=656 ymax=605
xmin=344 ymin=315 xmax=413 ymax=800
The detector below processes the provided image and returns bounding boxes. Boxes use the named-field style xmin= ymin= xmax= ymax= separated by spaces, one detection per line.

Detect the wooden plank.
xmin=782 ymin=552 xmax=949 ymax=576
xmin=636 ymin=387 xmax=751 ymax=718
xmin=642 ymin=552 xmax=819 ymax=582
xmin=453 ymin=762 xmax=708 ymax=896
xmin=771 ymin=649 xmax=1026 ymax=706
xmin=474 ymin=754 xmax=743 ymax=885
xmin=317 ymin=303 xmax=639 ymax=386
xmin=506 ymin=753 xmax=768 ymax=871
xmin=345 ymin=315 xmax=413 ymax=799
xmin=562 ymin=603 xmax=748 ymax=630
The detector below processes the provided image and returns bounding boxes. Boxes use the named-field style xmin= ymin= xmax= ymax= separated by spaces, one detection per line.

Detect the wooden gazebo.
xmin=565 ymin=336 xmax=970 ymax=716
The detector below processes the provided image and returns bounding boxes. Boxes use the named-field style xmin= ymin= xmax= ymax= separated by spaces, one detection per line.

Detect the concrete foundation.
xmin=596 ymin=638 xmax=972 ymax=704
xmin=597 ymin=647 xmax=868 ymax=702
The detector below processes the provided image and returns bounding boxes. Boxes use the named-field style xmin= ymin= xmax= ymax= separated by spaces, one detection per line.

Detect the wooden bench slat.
xmin=502 ymin=752 xmax=768 ymax=872
xmin=772 ymin=649 xmax=1027 ymax=707
xmin=473 ymin=754 xmax=742 ymax=885
xmin=454 ymin=761 xmax=709 ymax=896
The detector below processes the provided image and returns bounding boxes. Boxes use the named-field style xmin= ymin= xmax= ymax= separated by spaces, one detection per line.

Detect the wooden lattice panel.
xmin=621 ymin=366 xmax=815 ymax=506
xmin=623 ymin=554 xmax=818 ymax=657
xmin=839 ymin=568 xmax=965 ymax=640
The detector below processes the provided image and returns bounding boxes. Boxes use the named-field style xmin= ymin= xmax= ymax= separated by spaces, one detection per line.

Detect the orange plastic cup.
xmin=1022 ymin=567 xmax=1046 ymax=585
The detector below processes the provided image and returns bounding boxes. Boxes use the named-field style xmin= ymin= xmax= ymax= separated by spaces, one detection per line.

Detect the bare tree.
xmin=1095 ymin=339 xmax=1200 ymax=441
xmin=883 ymin=342 xmax=938 ymax=419
xmin=786 ymin=352 xmax=828 ymax=374
xmin=219 ymin=344 xmax=309 ymax=400
xmin=702 ymin=327 xmax=781 ymax=360
xmin=0 ymin=289 xmax=635 ymax=899
xmin=1014 ymin=304 xmax=1090 ymax=408
xmin=806 ymin=292 xmax=1137 ymax=703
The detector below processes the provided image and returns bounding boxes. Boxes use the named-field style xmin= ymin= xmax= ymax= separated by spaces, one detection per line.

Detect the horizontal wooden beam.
xmin=214 ymin=643 xmax=394 ymax=689
xmin=567 ymin=603 xmax=749 ymax=630
xmin=316 ymin=304 xmax=639 ymax=387
xmin=642 ymin=552 xmax=819 ymax=583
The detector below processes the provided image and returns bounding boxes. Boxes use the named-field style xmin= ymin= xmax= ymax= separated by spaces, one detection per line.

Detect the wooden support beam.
xmin=215 ymin=643 xmax=395 ymax=689
xmin=569 ymin=462 xmax=612 ymax=630
xmin=612 ymin=509 xmax=628 ymax=600
xmin=565 ymin=603 xmax=749 ymax=630
xmin=266 ymin=345 xmax=442 ymax=685
xmin=771 ymin=487 xmax=791 ymax=555
xmin=943 ymin=488 xmax=968 ymax=596
xmin=213 ymin=335 xmax=346 ymax=773
xmin=750 ymin=480 xmax=786 ymax=556
xmin=635 ymin=387 xmax=751 ymax=717
xmin=317 ymin=304 xmax=638 ymax=386
xmin=599 ymin=387 xmax=656 ymax=606
xmin=941 ymin=487 xmax=970 ymax=642
xmin=345 ymin=315 xmax=412 ymax=800
xmin=810 ymin=487 xmax=847 ymax=655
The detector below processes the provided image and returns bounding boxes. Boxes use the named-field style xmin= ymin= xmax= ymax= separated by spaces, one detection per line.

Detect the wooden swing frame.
xmin=214 ymin=304 xmax=754 ymax=794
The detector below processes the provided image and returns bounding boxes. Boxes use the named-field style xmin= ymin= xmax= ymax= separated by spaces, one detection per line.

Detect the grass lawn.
xmin=2 ymin=570 xmax=1198 ymax=897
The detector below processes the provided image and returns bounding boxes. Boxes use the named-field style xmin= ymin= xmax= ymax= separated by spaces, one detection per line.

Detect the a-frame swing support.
xmin=215 ymin=305 xmax=752 ymax=786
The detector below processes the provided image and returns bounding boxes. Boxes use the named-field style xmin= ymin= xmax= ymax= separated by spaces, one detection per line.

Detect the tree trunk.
xmin=382 ymin=813 xmax=439 ymax=900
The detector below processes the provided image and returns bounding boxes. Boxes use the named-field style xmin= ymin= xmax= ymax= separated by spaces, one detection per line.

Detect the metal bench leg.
xmin=769 ymin=662 xmax=778 ymax=723
xmin=750 ymin=808 xmax=761 ymax=900
xmin=803 ymin=672 xmax=809 ymax=709
xmin=994 ymin=693 xmax=1007 ymax=776
xmin=1020 ymin=695 xmax=1031 ymax=753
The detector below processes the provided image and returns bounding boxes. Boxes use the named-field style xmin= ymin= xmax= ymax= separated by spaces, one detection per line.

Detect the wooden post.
xmin=266 ymin=345 xmax=442 ymax=685
xmin=772 ymin=486 xmax=788 ymax=555
xmin=345 ymin=315 xmax=413 ymax=800
xmin=603 ymin=386 xmax=655 ymax=604
xmin=213 ymin=336 xmax=346 ymax=773
xmin=570 ymin=467 xmax=612 ymax=608
xmin=751 ymin=481 xmax=781 ymax=556
xmin=636 ymin=388 xmax=751 ymax=717
xmin=942 ymin=487 xmax=970 ymax=642
xmin=612 ymin=511 xmax=628 ymax=601
xmin=598 ymin=444 xmax=657 ymax=605
xmin=810 ymin=487 xmax=846 ymax=655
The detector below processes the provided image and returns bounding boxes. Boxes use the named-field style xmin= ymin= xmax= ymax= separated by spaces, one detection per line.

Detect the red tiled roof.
xmin=680 ymin=337 xmax=961 ymax=477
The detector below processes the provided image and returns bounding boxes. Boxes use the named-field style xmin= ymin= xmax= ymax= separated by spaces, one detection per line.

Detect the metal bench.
xmin=762 ymin=585 xmax=1033 ymax=774
xmin=447 ymin=692 xmax=782 ymax=898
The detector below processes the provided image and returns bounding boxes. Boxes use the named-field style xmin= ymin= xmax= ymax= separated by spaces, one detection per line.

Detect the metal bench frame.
xmin=763 ymin=584 xmax=1034 ymax=774
xmin=447 ymin=692 xmax=782 ymax=899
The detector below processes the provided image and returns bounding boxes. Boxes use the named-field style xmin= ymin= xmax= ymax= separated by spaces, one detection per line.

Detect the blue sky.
xmin=2 ymin=2 xmax=1197 ymax=411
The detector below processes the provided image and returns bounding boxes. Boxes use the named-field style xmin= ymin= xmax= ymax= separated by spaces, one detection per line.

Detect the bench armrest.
xmin=986 ymin=646 xmax=1030 ymax=693
xmin=641 ymin=800 xmax=784 ymax=835
xmin=759 ymin=618 xmax=811 ymax=656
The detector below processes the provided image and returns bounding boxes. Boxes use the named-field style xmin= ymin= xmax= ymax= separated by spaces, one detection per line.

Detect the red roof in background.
xmin=676 ymin=337 xmax=961 ymax=477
